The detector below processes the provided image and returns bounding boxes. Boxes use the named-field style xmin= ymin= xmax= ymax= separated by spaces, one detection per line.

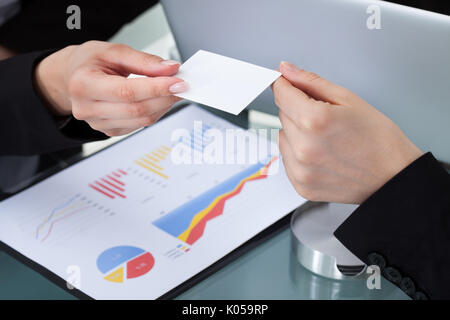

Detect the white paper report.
xmin=0 ymin=105 xmax=304 ymax=299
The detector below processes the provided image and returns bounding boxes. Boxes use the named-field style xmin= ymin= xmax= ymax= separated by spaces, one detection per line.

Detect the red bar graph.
xmin=89 ymin=169 xmax=127 ymax=199
xmin=89 ymin=184 xmax=115 ymax=199
xmin=100 ymin=178 xmax=125 ymax=192
xmin=107 ymin=175 xmax=124 ymax=186
xmin=117 ymin=169 xmax=128 ymax=176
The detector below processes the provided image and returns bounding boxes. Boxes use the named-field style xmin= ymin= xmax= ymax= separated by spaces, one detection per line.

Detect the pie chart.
xmin=97 ymin=246 xmax=155 ymax=283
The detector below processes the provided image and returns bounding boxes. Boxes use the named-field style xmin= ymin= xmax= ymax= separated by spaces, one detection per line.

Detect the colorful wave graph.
xmin=89 ymin=169 xmax=127 ymax=199
xmin=153 ymin=157 xmax=278 ymax=245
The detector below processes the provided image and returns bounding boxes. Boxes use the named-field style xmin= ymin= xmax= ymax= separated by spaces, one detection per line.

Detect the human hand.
xmin=273 ymin=62 xmax=423 ymax=204
xmin=35 ymin=41 xmax=188 ymax=136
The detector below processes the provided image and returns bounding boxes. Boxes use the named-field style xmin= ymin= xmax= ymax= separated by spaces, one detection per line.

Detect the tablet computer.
xmin=0 ymin=104 xmax=306 ymax=299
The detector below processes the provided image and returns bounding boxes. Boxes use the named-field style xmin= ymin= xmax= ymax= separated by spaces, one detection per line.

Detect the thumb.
xmin=279 ymin=61 xmax=358 ymax=106
xmin=103 ymin=44 xmax=180 ymax=77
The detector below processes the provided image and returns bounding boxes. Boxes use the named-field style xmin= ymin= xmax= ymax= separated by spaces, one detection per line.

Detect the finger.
xmin=279 ymin=130 xmax=301 ymax=187
xmin=273 ymin=77 xmax=330 ymax=131
xmin=279 ymin=110 xmax=302 ymax=144
xmin=72 ymin=71 xmax=188 ymax=103
xmin=279 ymin=61 xmax=362 ymax=106
xmin=88 ymin=107 xmax=170 ymax=133
xmin=279 ymin=110 xmax=306 ymax=145
xmin=280 ymin=110 xmax=327 ymax=167
xmin=279 ymin=130 xmax=325 ymax=200
xmin=279 ymin=123 xmax=305 ymax=168
xmin=74 ymin=96 xmax=181 ymax=121
xmin=102 ymin=43 xmax=181 ymax=77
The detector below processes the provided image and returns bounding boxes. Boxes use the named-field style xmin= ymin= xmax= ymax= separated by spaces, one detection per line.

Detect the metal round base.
xmin=290 ymin=202 xmax=366 ymax=281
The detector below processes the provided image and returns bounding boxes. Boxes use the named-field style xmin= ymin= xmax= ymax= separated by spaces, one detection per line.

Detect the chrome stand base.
xmin=290 ymin=202 xmax=366 ymax=281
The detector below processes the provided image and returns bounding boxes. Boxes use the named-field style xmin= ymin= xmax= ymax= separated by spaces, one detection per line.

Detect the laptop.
xmin=161 ymin=0 xmax=450 ymax=163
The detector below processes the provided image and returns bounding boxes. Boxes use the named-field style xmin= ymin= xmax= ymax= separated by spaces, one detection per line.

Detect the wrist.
xmin=34 ymin=46 xmax=76 ymax=117
xmin=379 ymin=143 xmax=424 ymax=192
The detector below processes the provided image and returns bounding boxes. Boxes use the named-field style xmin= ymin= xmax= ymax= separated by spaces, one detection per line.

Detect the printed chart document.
xmin=0 ymin=105 xmax=305 ymax=299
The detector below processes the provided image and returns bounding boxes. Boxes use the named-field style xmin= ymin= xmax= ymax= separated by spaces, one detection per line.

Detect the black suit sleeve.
xmin=387 ymin=0 xmax=450 ymax=15
xmin=334 ymin=153 xmax=450 ymax=300
xmin=0 ymin=50 xmax=107 ymax=156
xmin=0 ymin=0 xmax=158 ymax=54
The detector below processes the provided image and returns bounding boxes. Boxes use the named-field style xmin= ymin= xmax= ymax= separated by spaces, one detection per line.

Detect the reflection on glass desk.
xmin=0 ymin=105 xmax=408 ymax=300
xmin=178 ymin=227 xmax=409 ymax=300
xmin=0 ymin=226 xmax=408 ymax=300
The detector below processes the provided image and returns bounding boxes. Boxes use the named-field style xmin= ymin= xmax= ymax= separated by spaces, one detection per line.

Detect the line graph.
xmin=40 ymin=205 xmax=92 ymax=242
xmin=33 ymin=194 xmax=115 ymax=243
xmin=35 ymin=194 xmax=79 ymax=239
xmin=35 ymin=194 xmax=82 ymax=239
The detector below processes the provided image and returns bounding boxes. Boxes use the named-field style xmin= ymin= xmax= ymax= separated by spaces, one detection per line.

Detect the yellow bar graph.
xmin=157 ymin=148 xmax=169 ymax=156
xmin=145 ymin=154 xmax=160 ymax=163
xmin=152 ymin=152 xmax=165 ymax=161
xmin=135 ymin=160 xmax=169 ymax=179
xmin=141 ymin=157 xmax=163 ymax=171
xmin=134 ymin=145 xmax=172 ymax=179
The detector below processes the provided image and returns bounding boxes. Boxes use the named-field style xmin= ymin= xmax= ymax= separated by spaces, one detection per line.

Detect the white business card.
xmin=175 ymin=50 xmax=281 ymax=115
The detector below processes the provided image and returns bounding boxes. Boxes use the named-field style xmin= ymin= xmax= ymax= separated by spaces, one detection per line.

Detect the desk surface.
xmin=0 ymin=8 xmax=408 ymax=299
xmin=0 ymin=226 xmax=407 ymax=300
xmin=0 ymin=107 xmax=408 ymax=300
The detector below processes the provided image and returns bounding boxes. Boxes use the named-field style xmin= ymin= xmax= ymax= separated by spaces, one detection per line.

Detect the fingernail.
xmin=280 ymin=61 xmax=298 ymax=72
xmin=161 ymin=60 xmax=180 ymax=66
xmin=169 ymin=81 xmax=189 ymax=94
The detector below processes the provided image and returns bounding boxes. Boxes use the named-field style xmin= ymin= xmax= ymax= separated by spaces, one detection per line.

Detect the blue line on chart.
xmin=35 ymin=194 xmax=80 ymax=239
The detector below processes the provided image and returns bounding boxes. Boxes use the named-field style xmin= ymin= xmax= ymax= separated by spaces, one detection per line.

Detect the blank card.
xmin=175 ymin=50 xmax=281 ymax=115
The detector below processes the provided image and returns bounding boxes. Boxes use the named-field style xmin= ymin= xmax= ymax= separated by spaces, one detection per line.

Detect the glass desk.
xmin=0 ymin=7 xmax=409 ymax=298
xmin=0 ymin=225 xmax=408 ymax=300
xmin=0 ymin=105 xmax=408 ymax=300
